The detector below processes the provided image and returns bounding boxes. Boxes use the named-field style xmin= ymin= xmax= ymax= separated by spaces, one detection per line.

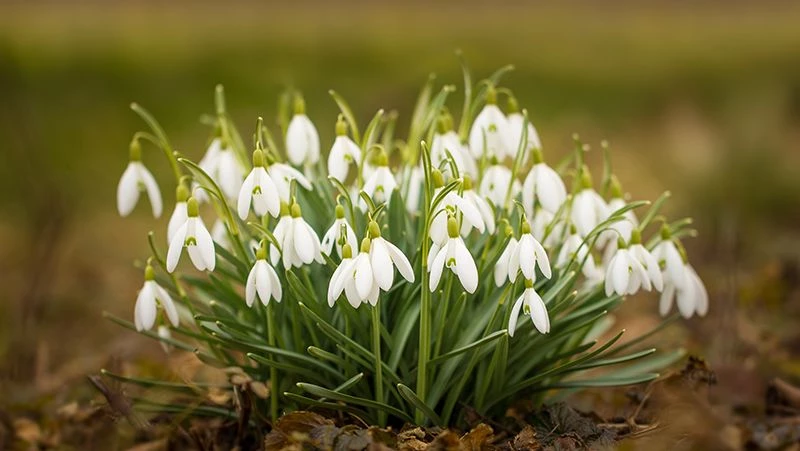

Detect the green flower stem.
xmin=266 ymin=302 xmax=279 ymax=422
xmin=130 ymin=103 xmax=182 ymax=184
xmin=433 ymin=276 xmax=454 ymax=358
xmin=371 ymin=304 xmax=386 ymax=426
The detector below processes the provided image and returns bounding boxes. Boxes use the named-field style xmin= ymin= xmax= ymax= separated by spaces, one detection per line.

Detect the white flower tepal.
xmin=321 ymin=205 xmax=358 ymax=258
xmin=508 ymin=279 xmax=550 ymax=336
xmin=117 ymin=140 xmax=163 ymax=218
xmin=245 ymin=246 xmax=283 ymax=307
xmin=238 ymin=149 xmax=281 ymax=220
xmin=429 ymin=216 xmax=479 ymax=294
xmin=328 ymin=117 xmax=362 ymax=182
xmin=134 ymin=265 xmax=179 ymax=332
xmin=285 ymin=97 xmax=320 ymax=167
xmin=468 ymin=86 xmax=510 ymax=159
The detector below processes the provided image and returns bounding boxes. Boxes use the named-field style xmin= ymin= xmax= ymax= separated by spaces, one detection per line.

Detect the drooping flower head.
xmin=468 ymin=85 xmax=510 ymax=159
xmin=328 ymin=116 xmax=362 ymax=182
xmin=321 ymin=204 xmax=358 ymax=259
xmin=522 ymin=148 xmax=567 ymax=217
xmin=134 ymin=264 xmax=179 ymax=332
xmin=505 ymin=96 xmax=542 ymax=163
xmin=166 ymin=197 xmax=216 ymax=272
xmin=508 ymin=278 xmax=550 ymax=336
xmin=245 ymin=242 xmax=283 ymax=307
xmin=571 ymin=166 xmax=609 ymax=238
xmin=272 ymin=201 xmax=323 ymax=269
xmin=429 ymin=170 xmax=486 ymax=245
xmin=361 ymin=149 xmax=397 ymax=210
xmin=117 ymin=139 xmax=163 ymax=218
xmin=167 ymin=182 xmax=190 ymax=243
xmin=285 ymin=95 xmax=320 ymax=168
xmin=431 ymin=112 xmax=476 ymax=177
xmin=238 ymin=148 xmax=281 ymax=220
xmin=429 ymin=215 xmax=479 ymax=294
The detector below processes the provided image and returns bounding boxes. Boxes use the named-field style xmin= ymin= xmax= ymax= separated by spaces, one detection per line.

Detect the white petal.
xmin=237 ymin=170 xmax=257 ymax=220
xmin=355 ymin=254 xmax=374 ymax=299
xmin=454 ymin=239 xmax=478 ymax=293
xmin=267 ymin=264 xmax=282 ymax=302
xmin=518 ymin=236 xmax=536 ymax=281
xmin=155 ymin=284 xmax=179 ymax=327
xmin=292 ymin=219 xmax=315 ymax=264
xmin=689 ymin=266 xmax=708 ymax=317
xmin=527 ymin=289 xmax=550 ymax=334
xmin=245 ymin=265 xmax=257 ymax=307
xmin=454 ymin=195 xmax=485 ymax=233
xmin=659 ymin=284 xmax=676 ymax=316
xmin=383 ymin=239 xmax=415 ymax=283
xmin=507 ymin=294 xmax=525 ymax=337
xmin=344 ymin=275 xmax=361 ymax=308
xmin=370 ymin=239 xmax=394 ymax=291
xmin=166 ymin=222 xmax=188 ymax=273
xmin=321 ymin=222 xmax=338 ymax=256
xmin=136 ymin=163 xmax=163 ymax=218
xmin=428 ymin=246 xmax=447 ymax=292
xmin=135 ymin=283 xmax=157 ymax=331
xmin=196 ymin=220 xmax=216 ymax=271
xmin=167 ymin=202 xmax=188 ymax=243
xmin=116 ymin=163 xmax=140 ymax=217
xmin=255 ymin=261 xmax=273 ymax=305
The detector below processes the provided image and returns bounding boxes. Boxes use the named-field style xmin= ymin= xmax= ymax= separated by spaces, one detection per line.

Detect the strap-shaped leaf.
xmin=397 ymin=383 xmax=442 ymax=426
xmin=297 ymin=383 xmax=414 ymax=423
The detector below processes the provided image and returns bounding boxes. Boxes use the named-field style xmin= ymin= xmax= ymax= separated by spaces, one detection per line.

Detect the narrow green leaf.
xmin=397 ymin=383 xmax=442 ymax=426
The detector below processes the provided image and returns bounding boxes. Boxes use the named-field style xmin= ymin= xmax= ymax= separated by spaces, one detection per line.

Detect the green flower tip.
xmin=569 ymin=223 xmax=577 ymax=235
xmin=432 ymin=169 xmax=444 ymax=188
xmin=507 ymin=96 xmax=520 ymax=114
xmin=253 ymin=148 xmax=265 ymax=167
xmin=532 ymin=147 xmax=544 ymax=164
xmin=280 ymin=202 xmax=290 ymax=217
xmin=144 ymin=264 xmax=155 ymax=281
xmin=256 ymin=244 xmax=268 ymax=261
xmin=485 ymin=84 xmax=497 ymax=105
xmin=447 ymin=215 xmax=459 ymax=238
xmin=335 ymin=204 xmax=345 ymax=219
xmin=520 ymin=219 xmax=531 ymax=235
xmin=660 ymin=224 xmax=671 ymax=240
xmin=360 ymin=237 xmax=371 ymax=253
xmin=175 ymin=183 xmax=190 ymax=203
xmin=293 ymin=94 xmax=306 ymax=115
xmin=524 ymin=278 xmax=534 ymax=289
xmin=609 ymin=175 xmax=623 ymax=199
xmin=335 ymin=115 xmax=348 ymax=136
xmin=580 ymin=165 xmax=593 ymax=190
xmin=676 ymin=240 xmax=689 ymax=263
xmin=368 ymin=220 xmax=381 ymax=239
xmin=462 ymin=175 xmax=473 ymax=191
xmin=616 ymin=236 xmax=628 ymax=249
xmin=630 ymin=227 xmax=642 ymax=245
xmin=436 ymin=115 xmax=448 ymax=134
xmin=291 ymin=203 xmax=302 ymax=218
xmin=342 ymin=243 xmax=353 ymax=259
xmin=129 ymin=139 xmax=142 ymax=161
xmin=374 ymin=149 xmax=389 ymax=167
xmin=187 ymin=197 xmax=199 ymax=217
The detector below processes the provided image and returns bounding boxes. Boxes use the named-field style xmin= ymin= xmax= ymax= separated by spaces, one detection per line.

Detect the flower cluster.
xmin=113 ymin=67 xmax=706 ymax=427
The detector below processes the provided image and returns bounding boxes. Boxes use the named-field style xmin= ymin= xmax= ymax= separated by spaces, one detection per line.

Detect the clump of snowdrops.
xmin=110 ymin=62 xmax=707 ymax=427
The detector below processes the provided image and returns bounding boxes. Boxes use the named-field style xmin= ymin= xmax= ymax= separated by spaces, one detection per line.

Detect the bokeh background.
xmin=2 ymin=0 xmax=800 ymax=446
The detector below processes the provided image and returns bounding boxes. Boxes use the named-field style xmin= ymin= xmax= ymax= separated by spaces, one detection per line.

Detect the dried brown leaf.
xmin=460 ymin=423 xmax=494 ymax=450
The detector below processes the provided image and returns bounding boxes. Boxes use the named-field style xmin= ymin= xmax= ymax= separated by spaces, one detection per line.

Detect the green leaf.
xmin=397 ymin=383 xmax=442 ymax=426
xmin=429 ymin=330 xmax=507 ymax=365
xmin=329 ymin=90 xmax=360 ymax=143
xmin=297 ymin=383 xmax=414 ymax=423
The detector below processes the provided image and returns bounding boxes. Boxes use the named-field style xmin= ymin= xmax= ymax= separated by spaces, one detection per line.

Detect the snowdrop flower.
xmin=166 ymin=197 xmax=215 ymax=272
xmin=571 ymin=168 xmax=609 ymax=238
xmin=404 ymin=166 xmax=425 ymax=214
xmin=480 ymin=161 xmax=521 ymax=208
xmin=494 ymin=224 xmax=518 ymax=287
xmin=117 ymin=139 xmax=163 ymax=218
xmin=556 ymin=227 xmax=599 ymax=279
xmin=368 ymin=221 xmax=415 ymax=291
xmin=651 ymin=230 xmax=688 ymax=291
xmin=201 ymin=138 xmax=244 ymax=201
xmin=167 ymin=184 xmax=190 ymax=243
xmin=428 ymin=171 xmax=486 ymax=245
xmin=660 ymin=262 xmax=708 ymax=318
xmin=360 ymin=150 xmax=397 ymax=210
xmin=468 ymin=85 xmax=510 ymax=159
xmin=245 ymin=244 xmax=283 ymax=307
xmin=505 ymin=97 xmax=542 ymax=161
xmin=285 ymin=96 xmax=320 ymax=167
xmin=604 ymin=239 xmax=651 ymax=296
xmin=238 ymin=149 xmax=281 ymax=220
xmin=508 ymin=220 xmax=553 ymax=282
xmin=431 ymin=114 xmax=477 ymax=177
xmin=269 ymin=161 xmax=313 ymax=204
xmin=522 ymin=149 xmax=567 ymax=216
xmin=460 ymin=176 xmax=495 ymax=236
xmin=429 ymin=216 xmax=479 ymax=293
xmin=529 ymin=205 xmax=564 ymax=248
xmin=271 ymin=202 xmax=323 ymax=269
xmin=327 ymin=243 xmax=360 ymax=308
xmin=627 ymin=229 xmax=663 ymax=292
xmin=211 ymin=219 xmax=230 ymax=250
xmin=134 ymin=264 xmax=179 ymax=331
xmin=508 ymin=278 xmax=550 ymax=336
xmin=321 ymin=205 xmax=358 ymax=258
xmin=328 ymin=116 xmax=362 ymax=182
xmin=598 ymin=177 xmax=638 ymax=255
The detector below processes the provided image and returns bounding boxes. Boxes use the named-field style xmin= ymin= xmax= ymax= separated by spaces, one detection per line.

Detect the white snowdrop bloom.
xmin=522 ymin=152 xmax=567 ymax=216
xmin=193 ymin=137 xmax=223 ymax=203
xmin=508 ymin=279 xmax=550 ymax=336
xmin=598 ymin=179 xmax=639 ymax=252
xmin=505 ymin=100 xmax=542 ymax=161
xmin=210 ymin=218 xmax=230 ymax=250
xmin=604 ymin=242 xmax=651 ymax=296
xmin=460 ymin=176 xmax=495 ymax=236
xmin=627 ymin=229 xmax=663 ymax=292
xmin=529 ymin=206 xmax=564 ymax=248
xmin=468 ymin=87 xmax=510 ymax=159
xmin=431 ymin=115 xmax=477 ymax=177
xmin=494 ymin=233 xmax=518 ymax=287
xmin=360 ymin=151 xmax=397 ymax=210
xmin=238 ymin=149 xmax=281 ymax=220
xmin=352 ymin=244 xmax=380 ymax=307
xmin=571 ymin=188 xmax=609 ymax=238
xmin=285 ymin=98 xmax=320 ymax=167
xmin=556 ymin=230 xmax=599 ymax=279
xmin=268 ymin=162 xmax=313 ymax=204
xmin=328 ymin=117 xmax=362 ymax=182
xmin=157 ymin=326 xmax=172 ymax=353
xmin=428 ymin=171 xmax=486 ymax=245
xmin=134 ymin=265 xmax=179 ymax=332
xmin=245 ymin=246 xmax=283 ymax=307
xmin=660 ymin=263 xmax=708 ymax=318
xmin=213 ymin=145 xmax=245 ymax=201
xmin=368 ymin=221 xmax=415 ymax=291
xmin=166 ymin=198 xmax=216 ymax=272
xmin=652 ymin=237 xmax=688 ymax=290
xmin=327 ymin=243 xmax=360 ymax=308
xmin=167 ymin=184 xmax=190 ymax=243
xmin=321 ymin=205 xmax=358 ymax=258
xmin=117 ymin=140 xmax=163 ymax=218
xmin=429 ymin=216 xmax=479 ymax=293
xmin=508 ymin=220 xmax=553 ymax=282
xmin=480 ymin=163 xmax=521 ymax=208
xmin=271 ymin=203 xmax=324 ymax=269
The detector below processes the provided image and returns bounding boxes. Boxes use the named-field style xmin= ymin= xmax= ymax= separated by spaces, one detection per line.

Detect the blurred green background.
xmin=2 ymin=0 xmax=800 ymax=412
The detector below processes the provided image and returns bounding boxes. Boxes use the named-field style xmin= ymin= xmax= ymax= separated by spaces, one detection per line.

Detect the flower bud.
xmin=432 ymin=169 xmax=444 ymax=188
xmin=187 ymin=197 xmax=200 ymax=217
